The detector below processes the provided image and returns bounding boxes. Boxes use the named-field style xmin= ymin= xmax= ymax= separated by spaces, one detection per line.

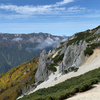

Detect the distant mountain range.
xmin=0 ymin=32 xmax=67 ymax=74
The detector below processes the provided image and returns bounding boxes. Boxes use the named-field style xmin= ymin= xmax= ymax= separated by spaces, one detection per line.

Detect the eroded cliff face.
xmin=35 ymin=50 xmax=51 ymax=83
xmin=35 ymin=40 xmax=87 ymax=82
xmin=94 ymin=28 xmax=100 ymax=35
xmin=60 ymin=38 xmax=69 ymax=55
xmin=59 ymin=41 xmax=87 ymax=73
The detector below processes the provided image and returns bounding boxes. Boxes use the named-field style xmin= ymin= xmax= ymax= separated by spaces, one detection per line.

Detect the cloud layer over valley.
xmin=25 ymin=36 xmax=66 ymax=53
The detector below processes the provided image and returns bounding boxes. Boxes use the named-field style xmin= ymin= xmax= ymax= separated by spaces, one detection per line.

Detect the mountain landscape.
xmin=0 ymin=25 xmax=100 ymax=100
xmin=0 ymin=32 xmax=66 ymax=74
xmin=1 ymin=0 xmax=100 ymax=100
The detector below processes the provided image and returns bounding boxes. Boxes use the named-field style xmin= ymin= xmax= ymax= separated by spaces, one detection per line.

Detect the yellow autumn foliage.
xmin=0 ymin=57 xmax=39 ymax=100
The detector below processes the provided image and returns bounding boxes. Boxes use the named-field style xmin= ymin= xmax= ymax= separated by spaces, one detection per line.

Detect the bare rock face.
xmin=59 ymin=41 xmax=87 ymax=72
xmin=22 ymin=86 xmax=26 ymax=95
xmin=60 ymin=38 xmax=69 ymax=55
xmin=35 ymin=50 xmax=51 ymax=83
xmin=94 ymin=28 xmax=100 ymax=35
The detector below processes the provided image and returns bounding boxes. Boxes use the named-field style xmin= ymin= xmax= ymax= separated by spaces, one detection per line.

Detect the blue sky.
xmin=0 ymin=0 xmax=100 ymax=36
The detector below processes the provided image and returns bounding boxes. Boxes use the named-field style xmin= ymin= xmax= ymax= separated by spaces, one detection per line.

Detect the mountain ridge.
xmin=0 ymin=32 xmax=67 ymax=74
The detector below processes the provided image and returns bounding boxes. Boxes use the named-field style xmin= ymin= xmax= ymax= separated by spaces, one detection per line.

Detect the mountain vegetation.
xmin=48 ymin=63 xmax=57 ymax=72
xmin=0 ymin=57 xmax=39 ymax=100
xmin=19 ymin=67 xmax=100 ymax=100
xmin=0 ymin=44 xmax=37 ymax=74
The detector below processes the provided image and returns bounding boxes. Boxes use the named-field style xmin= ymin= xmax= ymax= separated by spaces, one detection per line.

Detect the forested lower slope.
xmin=0 ymin=57 xmax=39 ymax=100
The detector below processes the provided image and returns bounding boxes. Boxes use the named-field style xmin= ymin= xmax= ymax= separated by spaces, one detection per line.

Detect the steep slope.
xmin=0 ymin=57 xmax=39 ymax=100
xmin=44 ymin=48 xmax=100 ymax=88
xmin=0 ymin=32 xmax=66 ymax=74
xmin=18 ymin=49 xmax=100 ymax=100
xmin=0 ymin=44 xmax=34 ymax=74
xmin=17 ymin=25 xmax=100 ymax=100
xmin=18 ymin=65 xmax=100 ymax=100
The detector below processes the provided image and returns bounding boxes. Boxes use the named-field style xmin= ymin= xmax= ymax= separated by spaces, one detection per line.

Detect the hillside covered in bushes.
xmin=0 ymin=57 xmax=39 ymax=100
xmin=19 ymin=67 xmax=100 ymax=100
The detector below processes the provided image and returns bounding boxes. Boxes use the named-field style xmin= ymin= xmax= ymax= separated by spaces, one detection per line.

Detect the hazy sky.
xmin=0 ymin=0 xmax=100 ymax=36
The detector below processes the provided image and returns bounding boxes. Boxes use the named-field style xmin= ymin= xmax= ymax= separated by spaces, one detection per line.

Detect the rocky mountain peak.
xmin=35 ymin=50 xmax=51 ymax=82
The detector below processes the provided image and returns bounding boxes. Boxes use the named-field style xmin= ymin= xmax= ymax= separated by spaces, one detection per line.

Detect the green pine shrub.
xmin=84 ymin=47 xmax=93 ymax=56
xmin=64 ymin=70 xmax=68 ymax=74
xmin=74 ymin=68 xmax=79 ymax=72
xmin=49 ymin=66 xmax=57 ymax=72
xmin=68 ymin=67 xmax=79 ymax=72
xmin=79 ymin=78 xmax=99 ymax=92
xmin=85 ymin=36 xmax=96 ymax=43
xmin=53 ymin=53 xmax=64 ymax=63
xmin=85 ymin=42 xmax=100 ymax=56
xmin=49 ymin=63 xmax=57 ymax=72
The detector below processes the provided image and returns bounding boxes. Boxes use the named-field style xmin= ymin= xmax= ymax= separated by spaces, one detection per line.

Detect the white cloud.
xmin=28 ymin=38 xmax=35 ymax=43
xmin=0 ymin=4 xmax=65 ymax=15
xmin=0 ymin=0 xmax=99 ymax=19
xmin=27 ymin=36 xmax=44 ymax=43
xmin=0 ymin=0 xmax=74 ymax=15
xmin=54 ymin=37 xmax=60 ymax=41
xmin=1 ymin=0 xmax=98 ymax=19
xmin=37 ymin=39 xmax=42 ymax=43
xmin=12 ymin=37 xmax=23 ymax=42
xmin=66 ymin=6 xmax=86 ymax=13
xmin=25 ymin=47 xmax=33 ymax=53
xmin=0 ymin=13 xmax=31 ymax=19
xmin=55 ymin=0 xmax=74 ymax=6
xmin=25 ymin=37 xmax=62 ymax=52
xmin=35 ymin=37 xmax=61 ymax=50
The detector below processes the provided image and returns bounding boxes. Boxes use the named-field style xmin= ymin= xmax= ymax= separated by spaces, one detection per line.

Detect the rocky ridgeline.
xmin=94 ymin=27 xmax=100 ymax=35
xmin=35 ymin=26 xmax=100 ymax=82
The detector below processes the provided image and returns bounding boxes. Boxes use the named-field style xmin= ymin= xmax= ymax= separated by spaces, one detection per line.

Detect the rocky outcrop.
xmin=35 ymin=50 xmax=51 ymax=83
xmin=22 ymin=86 xmax=26 ymax=95
xmin=96 ymin=36 xmax=99 ymax=43
xmin=59 ymin=41 xmax=87 ymax=73
xmin=60 ymin=38 xmax=69 ymax=55
xmin=94 ymin=28 xmax=100 ymax=35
